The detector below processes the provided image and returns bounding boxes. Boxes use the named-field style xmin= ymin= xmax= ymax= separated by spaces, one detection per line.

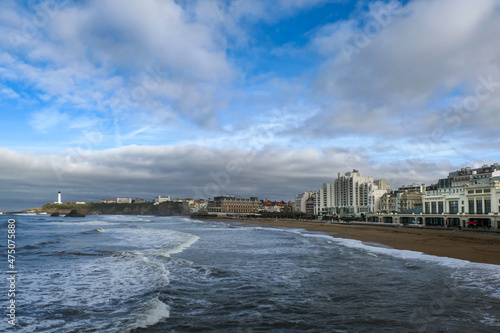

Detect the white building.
xmin=154 ymin=196 xmax=171 ymax=205
xmin=423 ymin=164 xmax=500 ymax=227
xmin=334 ymin=170 xmax=388 ymax=215
xmin=314 ymin=183 xmax=335 ymax=216
xmin=117 ymin=197 xmax=132 ymax=204
xmin=295 ymin=191 xmax=317 ymax=214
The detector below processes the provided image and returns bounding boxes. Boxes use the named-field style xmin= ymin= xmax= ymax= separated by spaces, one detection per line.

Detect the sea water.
xmin=0 ymin=214 xmax=499 ymax=332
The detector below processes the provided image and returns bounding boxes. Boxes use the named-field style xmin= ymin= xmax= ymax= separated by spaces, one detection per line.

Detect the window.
xmin=425 ymin=202 xmax=431 ymax=214
xmin=469 ymin=200 xmax=475 ymax=214
xmin=431 ymin=202 xmax=437 ymax=214
xmin=485 ymin=200 xmax=491 ymax=214
xmin=468 ymin=190 xmax=474 ymax=194
xmin=476 ymin=189 xmax=483 ymax=194
xmin=438 ymin=201 xmax=444 ymax=214
xmin=477 ymin=199 xmax=483 ymax=214
xmin=449 ymin=201 xmax=459 ymax=214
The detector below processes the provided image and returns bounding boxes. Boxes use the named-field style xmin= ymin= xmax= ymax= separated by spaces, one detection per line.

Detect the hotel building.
xmin=207 ymin=196 xmax=260 ymax=214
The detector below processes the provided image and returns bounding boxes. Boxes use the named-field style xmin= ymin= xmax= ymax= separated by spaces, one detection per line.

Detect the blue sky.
xmin=1 ymin=0 xmax=500 ymax=210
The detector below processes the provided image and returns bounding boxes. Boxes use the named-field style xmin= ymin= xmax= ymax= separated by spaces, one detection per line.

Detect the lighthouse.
xmin=55 ymin=191 xmax=62 ymax=204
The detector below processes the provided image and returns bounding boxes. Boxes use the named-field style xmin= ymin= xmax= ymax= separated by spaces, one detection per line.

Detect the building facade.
xmin=207 ymin=196 xmax=260 ymax=214
xmin=422 ymin=164 xmax=500 ymax=227
xmin=154 ymin=196 xmax=171 ymax=205
xmin=116 ymin=197 xmax=132 ymax=204
xmin=314 ymin=183 xmax=335 ymax=216
xmin=262 ymin=200 xmax=286 ymax=213
xmin=380 ymin=184 xmax=425 ymax=212
xmin=334 ymin=170 xmax=388 ymax=215
xmin=295 ymin=191 xmax=317 ymax=213
xmin=368 ymin=164 xmax=500 ymax=229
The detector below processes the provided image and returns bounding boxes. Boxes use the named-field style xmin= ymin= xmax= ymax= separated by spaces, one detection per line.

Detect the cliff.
xmin=35 ymin=202 xmax=190 ymax=216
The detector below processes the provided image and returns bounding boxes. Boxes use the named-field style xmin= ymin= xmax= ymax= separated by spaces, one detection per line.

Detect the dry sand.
xmin=197 ymin=217 xmax=500 ymax=266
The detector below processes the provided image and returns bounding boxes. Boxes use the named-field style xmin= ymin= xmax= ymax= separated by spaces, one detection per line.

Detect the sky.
xmin=1 ymin=0 xmax=500 ymax=211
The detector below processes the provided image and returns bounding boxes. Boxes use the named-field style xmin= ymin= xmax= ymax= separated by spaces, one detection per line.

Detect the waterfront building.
xmin=422 ymin=163 xmax=500 ymax=227
xmin=334 ymin=170 xmax=388 ymax=215
xmin=207 ymin=196 xmax=260 ymax=214
xmin=100 ymin=199 xmax=117 ymax=203
xmin=368 ymin=164 xmax=500 ymax=229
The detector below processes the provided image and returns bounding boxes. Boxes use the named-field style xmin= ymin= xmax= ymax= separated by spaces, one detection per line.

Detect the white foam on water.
xmin=17 ymin=247 xmax=172 ymax=331
xmin=262 ymin=225 xmax=500 ymax=272
xmin=49 ymin=220 xmax=119 ymax=226
xmin=129 ymin=297 xmax=170 ymax=331
xmin=109 ymin=227 xmax=200 ymax=258
xmin=161 ymin=234 xmax=200 ymax=257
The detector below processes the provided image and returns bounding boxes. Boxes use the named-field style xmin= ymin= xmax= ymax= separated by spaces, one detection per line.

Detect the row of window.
xmin=425 ymin=199 xmax=492 ymax=214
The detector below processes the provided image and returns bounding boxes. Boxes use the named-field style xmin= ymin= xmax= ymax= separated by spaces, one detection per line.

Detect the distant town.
xmin=36 ymin=163 xmax=500 ymax=230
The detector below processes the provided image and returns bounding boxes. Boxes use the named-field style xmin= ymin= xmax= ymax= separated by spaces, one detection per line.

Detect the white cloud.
xmin=29 ymin=108 xmax=70 ymax=133
xmin=307 ymin=0 xmax=500 ymax=138
xmin=0 ymin=86 xmax=19 ymax=99
xmin=0 ymin=143 xmax=474 ymax=211
xmin=0 ymin=0 xmax=236 ymax=128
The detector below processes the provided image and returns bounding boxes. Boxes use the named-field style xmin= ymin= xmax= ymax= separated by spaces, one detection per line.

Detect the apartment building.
xmin=334 ymin=170 xmax=388 ymax=215
xmin=314 ymin=183 xmax=335 ymax=216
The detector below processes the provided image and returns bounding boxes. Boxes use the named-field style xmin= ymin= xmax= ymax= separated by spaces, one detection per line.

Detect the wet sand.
xmin=197 ymin=217 xmax=500 ymax=265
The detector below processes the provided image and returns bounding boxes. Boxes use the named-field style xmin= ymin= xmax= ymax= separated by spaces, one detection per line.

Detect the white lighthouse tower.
xmin=55 ymin=191 xmax=62 ymax=204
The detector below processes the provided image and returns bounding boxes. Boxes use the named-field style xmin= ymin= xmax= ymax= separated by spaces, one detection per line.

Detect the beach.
xmin=199 ymin=217 xmax=500 ymax=266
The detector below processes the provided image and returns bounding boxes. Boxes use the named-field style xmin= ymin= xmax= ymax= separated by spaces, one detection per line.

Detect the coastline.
xmin=195 ymin=217 xmax=500 ymax=266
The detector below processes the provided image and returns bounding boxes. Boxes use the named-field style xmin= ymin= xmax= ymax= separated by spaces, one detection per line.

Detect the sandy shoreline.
xmin=195 ymin=217 xmax=500 ymax=266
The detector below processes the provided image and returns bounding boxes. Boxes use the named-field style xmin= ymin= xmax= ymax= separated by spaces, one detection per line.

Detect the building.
xmin=100 ymin=199 xmax=117 ymax=203
xmin=334 ymin=170 xmax=389 ymax=215
xmin=262 ymin=200 xmax=286 ymax=213
xmin=283 ymin=201 xmax=296 ymax=213
xmin=133 ymin=198 xmax=147 ymax=203
xmin=295 ymin=191 xmax=317 ymax=214
xmin=190 ymin=199 xmax=208 ymax=213
xmin=422 ymin=163 xmax=500 ymax=227
xmin=55 ymin=191 xmax=62 ymax=204
xmin=380 ymin=184 xmax=425 ymax=212
xmin=368 ymin=164 xmax=500 ymax=229
xmin=207 ymin=196 xmax=260 ymax=214
xmin=314 ymin=183 xmax=335 ymax=216
xmin=117 ymin=197 xmax=132 ymax=204
xmin=154 ymin=196 xmax=171 ymax=205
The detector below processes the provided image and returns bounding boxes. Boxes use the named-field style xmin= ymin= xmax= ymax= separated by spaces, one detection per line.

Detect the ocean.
xmin=1 ymin=214 xmax=499 ymax=332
